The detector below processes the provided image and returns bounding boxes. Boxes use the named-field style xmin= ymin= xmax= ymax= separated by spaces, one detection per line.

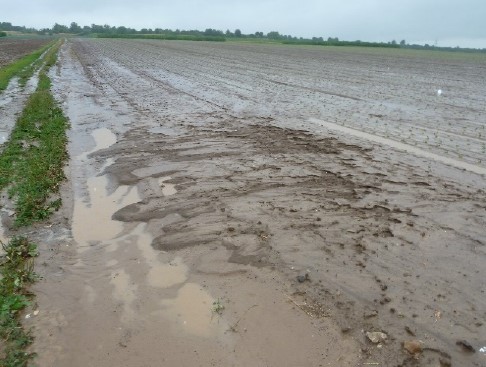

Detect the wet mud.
xmin=29 ymin=39 xmax=486 ymax=366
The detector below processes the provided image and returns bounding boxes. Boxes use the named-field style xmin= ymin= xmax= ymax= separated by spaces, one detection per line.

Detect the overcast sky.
xmin=2 ymin=0 xmax=486 ymax=48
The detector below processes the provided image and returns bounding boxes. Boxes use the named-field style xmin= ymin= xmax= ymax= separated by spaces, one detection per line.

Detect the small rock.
xmin=364 ymin=310 xmax=378 ymax=318
xmin=297 ymin=273 xmax=310 ymax=283
xmin=366 ymin=331 xmax=387 ymax=344
xmin=403 ymin=340 xmax=423 ymax=357
xmin=404 ymin=326 xmax=415 ymax=336
xmin=456 ymin=340 xmax=475 ymax=353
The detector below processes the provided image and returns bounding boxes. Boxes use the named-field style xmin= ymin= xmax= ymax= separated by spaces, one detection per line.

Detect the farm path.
xmin=29 ymin=39 xmax=486 ymax=367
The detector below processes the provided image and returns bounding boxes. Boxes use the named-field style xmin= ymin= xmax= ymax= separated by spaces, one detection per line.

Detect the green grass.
xmin=0 ymin=41 xmax=54 ymax=91
xmin=0 ymin=237 xmax=38 ymax=367
xmin=0 ymin=39 xmax=68 ymax=227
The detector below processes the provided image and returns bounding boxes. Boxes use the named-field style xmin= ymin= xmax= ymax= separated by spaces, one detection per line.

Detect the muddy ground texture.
xmin=0 ymin=38 xmax=51 ymax=68
xmin=4 ymin=39 xmax=485 ymax=366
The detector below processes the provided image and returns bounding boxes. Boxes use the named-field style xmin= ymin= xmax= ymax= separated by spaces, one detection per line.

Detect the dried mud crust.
xmin=36 ymin=39 xmax=486 ymax=366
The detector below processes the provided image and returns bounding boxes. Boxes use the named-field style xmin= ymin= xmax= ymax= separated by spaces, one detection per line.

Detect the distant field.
xmin=0 ymin=37 xmax=52 ymax=68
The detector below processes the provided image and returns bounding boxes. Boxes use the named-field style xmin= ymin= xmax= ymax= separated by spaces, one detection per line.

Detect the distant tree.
xmin=391 ymin=40 xmax=397 ymax=45
xmin=91 ymin=24 xmax=104 ymax=33
xmin=52 ymin=23 xmax=69 ymax=33
xmin=204 ymin=28 xmax=223 ymax=36
xmin=255 ymin=31 xmax=264 ymax=38
xmin=104 ymin=24 xmax=114 ymax=33
xmin=69 ymin=22 xmax=82 ymax=33
xmin=117 ymin=26 xmax=128 ymax=34
xmin=0 ymin=22 xmax=13 ymax=31
xmin=267 ymin=31 xmax=281 ymax=39
xmin=234 ymin=29 xmax=242 ymax=37
xmin=37 ymin=28 xmax=51 ymax=35
xmin=400 ymin=39 xmax=406 ymax=46
xmin=225 ymin=29 xmax=233 ymax=37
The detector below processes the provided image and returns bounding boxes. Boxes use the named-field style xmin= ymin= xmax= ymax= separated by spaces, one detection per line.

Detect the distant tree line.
xmin=0 ymin=22 xmax=37 ymax=33
xmin=1 ymin=21 xmax=485 ymax=52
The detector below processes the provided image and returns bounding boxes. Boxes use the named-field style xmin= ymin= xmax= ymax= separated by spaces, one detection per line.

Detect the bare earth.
xmin=16 ymin=39 xmax=486 ymax=366
xmin=0 ymin=38 xmax=51 ymax=67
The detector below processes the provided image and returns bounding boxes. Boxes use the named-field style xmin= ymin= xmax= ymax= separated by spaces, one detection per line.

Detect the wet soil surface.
xmin=25 ymin=39 xmax=486 ymax=366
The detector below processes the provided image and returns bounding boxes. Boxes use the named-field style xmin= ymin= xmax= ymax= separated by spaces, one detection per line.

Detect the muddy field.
xmin=0 ymin=37 xmax=51 ymax=67
xmin=6 ymin=39 xmax=485 ymax=366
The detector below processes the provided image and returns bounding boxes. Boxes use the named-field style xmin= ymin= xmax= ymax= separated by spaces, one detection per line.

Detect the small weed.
xmin=212 ymin=298 xmax=225 ymax=315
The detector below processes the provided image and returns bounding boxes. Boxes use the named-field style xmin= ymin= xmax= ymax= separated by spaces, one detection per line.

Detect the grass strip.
xmin=0 ymin=237 xmax=38 ymax=367
xmin=0 ymin=41 xmax=54 ymax=91
xmin=0 ymin=39 xmax=68 ymax=226
xmin=0 ymin=39 xmax=65 ymax=366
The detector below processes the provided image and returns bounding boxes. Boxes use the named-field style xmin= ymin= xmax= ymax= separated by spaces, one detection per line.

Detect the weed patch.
xmin=0 ymin=237 xmax=38 ymax=367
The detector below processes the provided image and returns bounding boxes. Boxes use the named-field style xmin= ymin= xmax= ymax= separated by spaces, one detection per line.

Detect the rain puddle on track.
xmin=72 ymin=128 xmax=138 ymax=252
xmin=71 ymin=127 xmax=225 ymax=341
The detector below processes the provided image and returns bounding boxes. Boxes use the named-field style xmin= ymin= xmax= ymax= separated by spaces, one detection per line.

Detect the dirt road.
xmin=27 ymin=39 xmax=486 ymax=366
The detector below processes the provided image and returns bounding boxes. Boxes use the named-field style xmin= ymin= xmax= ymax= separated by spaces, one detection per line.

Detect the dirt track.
xmin=26 ymin=39 xmax=486 ymax=366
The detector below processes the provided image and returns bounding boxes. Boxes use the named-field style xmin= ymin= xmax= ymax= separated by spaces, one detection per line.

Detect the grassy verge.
xmin=0 ymin=39 xmax=68 ymax=226
xmin=0 ymin=41 xmax=54 ymax=91
xmin=0 ymin=39 xmax=67 ymax=366
xmin=0 ymin=237 xmax=38 ymax=367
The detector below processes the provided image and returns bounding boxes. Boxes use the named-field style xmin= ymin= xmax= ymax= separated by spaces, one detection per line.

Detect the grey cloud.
xmin=1 ymin=0 xmax=485 ymax=47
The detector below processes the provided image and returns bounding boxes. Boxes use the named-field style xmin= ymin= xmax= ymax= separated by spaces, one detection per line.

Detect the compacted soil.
xmin=10 ymin=39 xmax=485 ymax=366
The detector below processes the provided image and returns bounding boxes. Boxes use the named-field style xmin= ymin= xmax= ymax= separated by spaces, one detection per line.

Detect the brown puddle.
xmin=70 ymin=127 xmax=220 ymax=340
xmin=160 ymin=283 xmax=228 ymax=338
xmin=72 ymin=168 xmax=140 ymax=252
xmin=132 ymin=222 xmax=188 ymax=288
